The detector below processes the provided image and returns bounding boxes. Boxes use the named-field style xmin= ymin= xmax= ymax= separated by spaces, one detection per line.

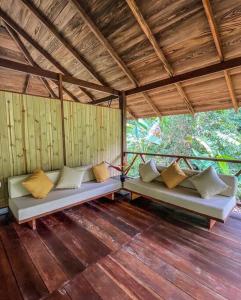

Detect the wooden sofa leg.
xmin=105 ymin=193 xmax=115 ymax=201
xmin=207 ymin=218 xmax=216 ymax=230
xmin=28 ymin=219 xmax=36 ymax=230
xmin=130 ymin=192 xmax=141 ymax=201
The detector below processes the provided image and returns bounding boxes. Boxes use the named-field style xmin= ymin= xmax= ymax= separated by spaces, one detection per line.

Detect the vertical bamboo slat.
xmin=0 ymin=91 xmax=121 ymax=207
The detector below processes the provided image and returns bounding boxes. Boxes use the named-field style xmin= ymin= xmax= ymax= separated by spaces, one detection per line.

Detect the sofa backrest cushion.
xmin=8 ymin=165 xmax=94 ymax=199
xmin=155 ymin=164 xmax=237 ymax=198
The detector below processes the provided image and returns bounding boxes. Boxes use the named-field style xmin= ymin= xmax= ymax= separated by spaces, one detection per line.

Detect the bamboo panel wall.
xmin=0 ymin=91 xmax=121 ymax=208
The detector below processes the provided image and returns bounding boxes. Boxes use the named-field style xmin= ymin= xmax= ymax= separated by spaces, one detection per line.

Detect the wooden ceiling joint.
xmin=126 ymin=0 xmax=194 ymax=115
xmin=69 ymin=0 xmax=161 ymax=116
xmin=0 ymin=8 xmax=94 ymax=101
xmin=202 ymin=0 xmax=239 ymax=111
xmin=19 ymin=0 xmax=106 ymax=86
xmin=23 ymin=74 xmax=30 ymax=94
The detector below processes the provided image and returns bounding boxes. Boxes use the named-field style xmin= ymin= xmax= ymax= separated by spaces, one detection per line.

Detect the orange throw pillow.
xmin=22 ymin=169 xmax=54 ymax=199
xmin=161 ymin=162 xmax=187 ymax=189
xmin=92 ymin=162 xmax=110 ymax=183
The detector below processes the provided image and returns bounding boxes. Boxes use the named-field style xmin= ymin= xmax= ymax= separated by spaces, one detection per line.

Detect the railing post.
xmin=119 ymin=91 xmax=126 ymax=181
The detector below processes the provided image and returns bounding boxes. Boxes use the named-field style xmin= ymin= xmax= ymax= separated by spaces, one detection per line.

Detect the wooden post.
xmin=119 ymin=91 xmax=126 ymax=179
xmin=59 ymin=74 xmax=66 ymax=166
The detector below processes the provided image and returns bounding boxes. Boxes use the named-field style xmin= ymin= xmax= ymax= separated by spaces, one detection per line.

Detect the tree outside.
xmin=127 ymin=109 xmax=241 ymax=199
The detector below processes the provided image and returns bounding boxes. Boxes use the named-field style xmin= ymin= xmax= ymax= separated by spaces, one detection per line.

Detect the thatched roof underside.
xmin=0 ymin=0 xmax=241 ymax=118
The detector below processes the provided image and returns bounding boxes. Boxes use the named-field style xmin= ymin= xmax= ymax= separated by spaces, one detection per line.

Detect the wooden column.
xmin=119 ymin=91 xmax=127 ymax=177
xmin=59 ymin=74 xmax=66 ymax=166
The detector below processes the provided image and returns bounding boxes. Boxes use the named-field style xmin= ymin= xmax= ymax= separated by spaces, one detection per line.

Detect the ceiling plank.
xmin=69 ymin=0 xmax=161 ymax=116
xmin=126 ymin=0 xmax=173 ymax=76
xmin=202 ymin=0 xmax=223 ymax=61
xmin=5 ymin=22 xmax=57 ymax=98
xmin=4 ymin=22 xmax=82 ymax=101
xmin=126 ymin=0 xmax=194 ymax=115
xmin=224 ymin=70 xmax=239 ymax=111
xmin=69 ymin=0 xmax=137 ymax=87
xmin=0 ymin=58 xmax=119 ymax=95
xmin=0 ymin=8 xmax=93 ymax=101
xmin=125 ymin=55 xmax=241 ymax=95
xmin=69 ymin=0 xmax=162 ymax=116
xmin=202 ymin=0 xmax=239 ymax=111
xmin=19 ymin=0 xmax=106 ymax=86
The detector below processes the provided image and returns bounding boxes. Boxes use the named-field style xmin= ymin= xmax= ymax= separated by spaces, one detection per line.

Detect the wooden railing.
xmin=124 ymin=151 xmax=241 ymax=177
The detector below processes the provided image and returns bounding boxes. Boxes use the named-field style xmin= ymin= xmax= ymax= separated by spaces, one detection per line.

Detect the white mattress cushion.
xmin=155 ymin=166 xmax=237 ymax=197
xmin=9 ymin=177 xmax=121 ymax=221
xmin=8 ymin=165 xmax=94 ymax=199
xmin=124 ymin=178 xmax=236 ymax=221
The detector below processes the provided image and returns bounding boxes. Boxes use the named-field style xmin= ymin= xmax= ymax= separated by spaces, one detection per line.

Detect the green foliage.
xmin=127 ymin=109 xmax=241 ymax=199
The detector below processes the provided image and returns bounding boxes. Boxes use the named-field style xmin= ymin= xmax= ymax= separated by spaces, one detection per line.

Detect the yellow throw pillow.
xmin=161 ymin=162 xmax=187 ymax=189
xmin=92 ymin=162 xmax=110 ymax=183
xmin=22 ymin=169 xmax=54 ymax=199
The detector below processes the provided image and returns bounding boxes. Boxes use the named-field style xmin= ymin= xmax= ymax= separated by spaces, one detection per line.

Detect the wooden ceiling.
xmin=0 ymin=0 xmax=241 ymax=118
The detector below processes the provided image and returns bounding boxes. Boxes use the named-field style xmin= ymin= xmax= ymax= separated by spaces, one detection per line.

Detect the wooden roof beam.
xmin=69 ymin=0 xmax=162 ymax=116
xmin=126 ymin=0 xmax=194 ymax=115
xmin=0 ymin=58 xmax=119 ymax=95
xmin=202 ymin=0 xmax=223 ymax=62
xmin=4 ymin=22 xmax=81 ymax=101
xmin=125 ymin=55 xmax=241 ymax=95
xmin=0 ymin=8 xmax=93 ymax=101
xmin=68 ymin=0 xmax=162 ymax=116
xmin=202 ymin=0 xmax=239 ymax=111
xmin=19 ymin=0 xmax=106 ymax=86
xmin=224 ymin=70 xmax=239 ymax=111
xmin=23 ymin=74 xmax=30 ymax=94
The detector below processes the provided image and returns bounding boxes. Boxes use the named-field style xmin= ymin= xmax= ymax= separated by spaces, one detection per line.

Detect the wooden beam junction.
xmin=126 ymin=0 xmax=194 ymax=115
xmin=0 ymin=8 xmax=94 ymax=101
xmin=125 ymin=55 xmax=241 ymax=96
xmin=0 ymin=58 xmax=119 ymax=95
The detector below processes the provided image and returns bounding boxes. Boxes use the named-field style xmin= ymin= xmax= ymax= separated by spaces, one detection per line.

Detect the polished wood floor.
xmin=1 ymin=197 xmax=241 ymax=300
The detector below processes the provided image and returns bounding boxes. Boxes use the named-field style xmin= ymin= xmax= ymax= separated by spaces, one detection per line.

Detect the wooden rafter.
xmin=69 ymin=0 xmax=161 ymax=116
xmin=224 ymin=70 xmax=239 ymax=111
xmin=202 ymin=0 xmax=223 ymax=61
xmin=23 ymin=74 xmax=30 ymax=93
xmin=4 ymin=22 xmax=82 ymax=102
xmin=18 ymin=0 xmax=106 ymax=86
xmin=5 ymin=23 xmax=56 ymax=98
xmin=0 ymin=58 xmax=119 ymax=95
xmin=126 ymin=0 xmax=194 ymax=115
xmin=202 ymin=0 xmax=239 ymax=111
xmin=125 ymin=55 xmax=241 ymax=96
xmin=0 ymin=8 xmax=94 ymax=101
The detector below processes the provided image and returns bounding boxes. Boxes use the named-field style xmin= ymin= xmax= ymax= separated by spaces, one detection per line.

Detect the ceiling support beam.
xmin=224 ymin=71 xmax=239 ymax=111
xmin=0 ymin=8 xmax=93 ymax=101
xmin=126 ymin=0 xmax=194 ymax=115
xmin=125 ymin=55 xmax=241 ymax=96
xmin=202 ymin=0 xmax=239 ymax=111
xmin=202 ymin=0 xmax=223 ymax=61
xmin=18 ymin=0 xmax=106 ymax=86
xmin=5 ymin=22 xmax=58 ymax=99
xmin=0 ymin=58 xmax=119 ymax=95
xmin=23 ymin=74 xmax=30 ymax=94
xmin=69 ymin=0 xmax=161 ymax=116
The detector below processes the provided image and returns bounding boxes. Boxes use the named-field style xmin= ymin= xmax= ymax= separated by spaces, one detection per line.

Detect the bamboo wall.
xmin=0 ymin=91 xmax=121 ymax=208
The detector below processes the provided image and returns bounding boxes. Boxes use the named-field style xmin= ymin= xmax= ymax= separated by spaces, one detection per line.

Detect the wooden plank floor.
xmin=1 ymin=197 xmax=241 ymax=299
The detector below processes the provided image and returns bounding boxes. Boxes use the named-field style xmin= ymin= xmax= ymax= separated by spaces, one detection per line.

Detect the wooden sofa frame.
xmin=13 ymin=189 xmax=119 ymax=230
xmin=125 ymin=189 xmax=234 ymax=230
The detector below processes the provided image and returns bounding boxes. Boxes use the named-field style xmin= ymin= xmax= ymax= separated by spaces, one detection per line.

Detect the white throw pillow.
xmin=189 ymin=166 xmax=229 ymax=199
xmin=56 ymin=166 xmax=85 ymax=189
xmin=139 ymin=159 xmax=160 ymax=182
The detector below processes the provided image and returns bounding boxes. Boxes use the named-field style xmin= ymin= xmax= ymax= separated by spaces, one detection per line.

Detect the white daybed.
xmin=8 ymin=166 xmax=121 ymax=229
xmin=123 ymin=168 xmax=238 ymax=229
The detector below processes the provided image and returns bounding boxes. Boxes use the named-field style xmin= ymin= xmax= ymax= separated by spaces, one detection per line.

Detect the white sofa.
xmin=8 ymin=165 xmax=121 ymax=228
xmin=124 ymin=166 xmax=238 ymax=228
